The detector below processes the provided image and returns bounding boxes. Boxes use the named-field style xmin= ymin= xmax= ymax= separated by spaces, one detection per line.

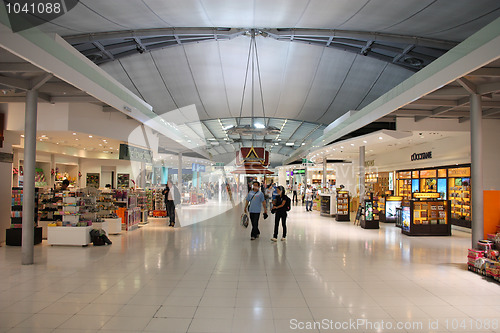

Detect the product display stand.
xmin=361 ymin=193 xmax=379 ymax=229
xmin=402 ymin=199 xmax=451 ymax=236
xmin=319 ymin=193 xmax=336 ymax=217
xmin=6 ymin=187 xmax=42 ymax=246
xmin=336 ymin=191 xmax=350 ymax=222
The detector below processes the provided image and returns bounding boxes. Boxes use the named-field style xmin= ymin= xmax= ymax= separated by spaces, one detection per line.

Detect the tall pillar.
xmin=470 ymin=94 xmax=484 ymax=248
xmin=140 ymin=162 xmax=146 ymax=188
xmin=359 ymin=146 xmax=366 ymax=202
xmin=322 ymin=157 xmax=327 ymax=190
xmin=22 ymin=89 xmax=38 ymax=265
xmin=178 ymin=153 xmax=183 ymax=205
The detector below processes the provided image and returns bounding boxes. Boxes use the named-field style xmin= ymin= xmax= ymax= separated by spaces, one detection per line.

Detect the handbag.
xmin=241 ymin=213 xmax=249 ymax=228
xmin=241 ymin=192 xmax=256 ymax=228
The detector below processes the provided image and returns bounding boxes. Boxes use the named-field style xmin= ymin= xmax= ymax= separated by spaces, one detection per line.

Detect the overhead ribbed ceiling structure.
xmin=33 ymin=0 xmax=500 ymax=163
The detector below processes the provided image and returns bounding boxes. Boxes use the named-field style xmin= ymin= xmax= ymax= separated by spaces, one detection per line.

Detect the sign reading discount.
xmin=3 ymin=0 xmax=80 ymax=32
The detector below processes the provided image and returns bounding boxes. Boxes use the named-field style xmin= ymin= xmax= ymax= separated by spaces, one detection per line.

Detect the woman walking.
xmin=271 ymin=186 xmax=291 ymax=242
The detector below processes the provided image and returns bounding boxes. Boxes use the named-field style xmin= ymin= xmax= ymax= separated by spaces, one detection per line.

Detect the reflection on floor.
xmin=1 ymin=200 xmax=499 ymax=333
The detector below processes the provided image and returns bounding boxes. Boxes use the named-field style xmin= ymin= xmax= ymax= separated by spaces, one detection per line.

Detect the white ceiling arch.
xmin=31 ymin=0 xmax=500 ymax=162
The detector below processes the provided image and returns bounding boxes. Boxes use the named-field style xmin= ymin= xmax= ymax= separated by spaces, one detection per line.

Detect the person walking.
xmin=305 ymin=185 xmax=313 ymax=212
xmin=271 ymin=186 xmax=291 ymax=242
xmin=163 ymin=180 xmax=180 ymax=227
xmin=292 ymin=182 xmax=298 ymax=204
xmin=244 ymin=181 xmax=268 ymax=240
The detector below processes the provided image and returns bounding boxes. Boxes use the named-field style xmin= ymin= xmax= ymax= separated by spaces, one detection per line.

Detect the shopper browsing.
xmin=244 ymin=181 xmax=268 ymax=240
xmin=292 ymin=182 xmax=298 ymax=203
xmin=305 ymin=185 xmax=313 ymax=212
xmin=271 ymin=186 xmax=291 ymax=242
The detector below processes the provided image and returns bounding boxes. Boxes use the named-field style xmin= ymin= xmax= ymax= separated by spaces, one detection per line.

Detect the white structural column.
xmin=322 ymin=157 xmax=327 ymax=189
xmin=178 ymin=153 xmax=183 ymax=204
xmin=470 ymin=94 xmax=484 ymax=247
xmin=359 ymin=146 xmax=366 ymax=201
xmin=22 ymin=89 xmax=38 ymax=265
xmin=140 ymin=162 xmax=146 ymax=188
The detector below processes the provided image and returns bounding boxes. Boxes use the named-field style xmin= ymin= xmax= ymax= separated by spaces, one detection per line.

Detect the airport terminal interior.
xmin=1 ymin=1 xmax=500 ymax=332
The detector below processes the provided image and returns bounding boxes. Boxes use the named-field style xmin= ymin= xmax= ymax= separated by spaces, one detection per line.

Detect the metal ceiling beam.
xmin=265 ymin=29 xmax=457 ymax=50
xmin=31 ymin=73 xmax=53 ymax=90
xmin=64 ymin=28 xmax=246 ymax=44
xmin=0 ymin=75 xmax=30 ymax=90
xmin=456 ymin=77 xmax=477 ymax=94
xmin=467 ymin=67 xmax=500 ymax=77
xmin=0 ymin=63 xmax=43 ymax=72
xmin=92 ymin=41 xmax=115 ymax=61
xmin=428 ymin=87 xmax=468 ymax=96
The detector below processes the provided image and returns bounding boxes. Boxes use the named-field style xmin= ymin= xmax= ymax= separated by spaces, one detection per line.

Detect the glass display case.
xmin=402 ymin=195 xmax=451 ymax=236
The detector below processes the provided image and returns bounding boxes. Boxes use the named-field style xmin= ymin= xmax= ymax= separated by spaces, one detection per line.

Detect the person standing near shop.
xmin=292 ymin=182 xmax=298 ymax=204
xmin=163 ymin=180 xmax=180 ymax=227
xmin=305 ymin=185 xmax=313 ymax=212
xmin=271 ymin=186 xmax=291 ymax=242
xmin=244 ymin=181 xmax=268 ymax=240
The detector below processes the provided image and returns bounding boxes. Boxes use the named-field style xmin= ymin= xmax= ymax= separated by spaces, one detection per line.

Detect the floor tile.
xmin=0 ymin=202 xmax=497 ymax=333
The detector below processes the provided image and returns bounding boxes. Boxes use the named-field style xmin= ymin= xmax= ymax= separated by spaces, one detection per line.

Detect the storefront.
xmin=396 ymin=164 xmax=471 ymax=228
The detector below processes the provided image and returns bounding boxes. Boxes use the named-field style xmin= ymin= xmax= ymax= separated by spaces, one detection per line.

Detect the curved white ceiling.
xmin=34 ymin=0 xmax=500 ymax=161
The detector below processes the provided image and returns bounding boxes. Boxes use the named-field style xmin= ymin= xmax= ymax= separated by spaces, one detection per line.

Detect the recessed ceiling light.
xmin=378 ymin=137 xmax=383 ymax=140
xmin=89 ymin=135 xmax=93 ymax=138
xmin=340 ymin=146 xmax=344 ymax=149
xmin=75 ymin=138 xmax=79 ymax=141
xmin=72 ymin=133 xmax=76 ymax=135
xmin=350 ymin=144 xmax=354 ymax=146
xmin=363 ymin=140 xmax=367 ymax=144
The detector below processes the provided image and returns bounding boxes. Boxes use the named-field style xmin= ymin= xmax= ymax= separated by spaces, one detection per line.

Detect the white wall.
xmin=79 ymin=158 xmax=139 ymax=188
xmin=6 ymin=103 xmax=70 ymax=131
xmin=365 ymin=133 xmax=471 ymax=173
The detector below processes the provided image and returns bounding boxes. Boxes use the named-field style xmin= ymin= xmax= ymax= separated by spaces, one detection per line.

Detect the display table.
xmin=38 ymin=221 xmax=51 ymax=239
xmin=103 ymin=218 xmax=122 ymax=234
xmin=47 ymin=226 xmax=92 ymax=246
xmin=91 ymin=221 xmax=109 ymax=234
xmin=319 ymin=193 xmax=336 ymax=217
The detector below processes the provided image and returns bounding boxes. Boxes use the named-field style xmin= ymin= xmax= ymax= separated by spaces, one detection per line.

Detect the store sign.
xmin=448 ymin=167 xmax=470 ymax=177
xmin=413 ymin=192 xmax=440 ymax=199
xmin=411 ymin=151 xmax=432 ymax=161
xmin=389 ymin=172 xmax=394 ymax=191
xmin=364 ymin=160 xmax=375 ymax=167
xmin=295 ymin=169 xmax=305 ymax=174
xmin=119 ymin=144 xmax=152 ymax=163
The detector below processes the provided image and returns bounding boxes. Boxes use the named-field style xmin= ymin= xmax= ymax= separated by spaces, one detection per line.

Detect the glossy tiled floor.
xmin=1 ymin=200 xmax=500 ymax=333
